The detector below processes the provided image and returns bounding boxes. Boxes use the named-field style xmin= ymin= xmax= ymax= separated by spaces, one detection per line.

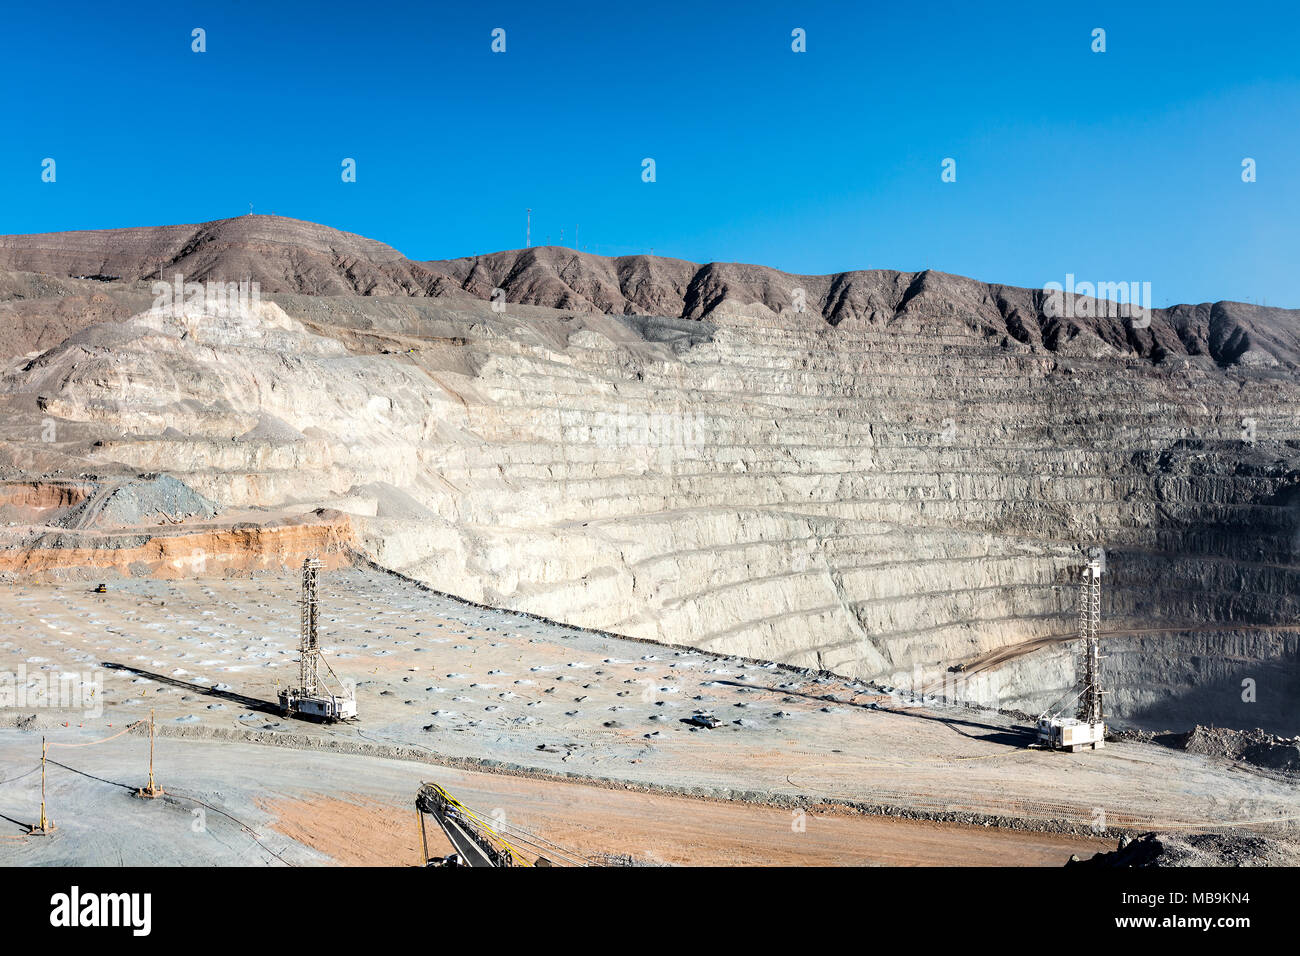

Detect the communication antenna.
xmin=526 ymin=208 xmax=531 ymax=248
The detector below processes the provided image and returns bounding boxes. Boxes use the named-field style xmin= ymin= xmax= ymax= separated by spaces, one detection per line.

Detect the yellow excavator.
xmin=416 ymin=782 xmax=597 ymax=867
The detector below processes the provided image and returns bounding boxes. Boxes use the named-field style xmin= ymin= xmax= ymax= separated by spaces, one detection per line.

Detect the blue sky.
xmin=2 ymin=0 xmax=1298 ymax=306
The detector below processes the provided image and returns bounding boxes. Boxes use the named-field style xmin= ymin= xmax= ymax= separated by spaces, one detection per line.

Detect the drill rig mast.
xmin=1036 ymin=556 xmax=1105 ymax=752
xmin=279 ymin=557 xmax=357 ymax=721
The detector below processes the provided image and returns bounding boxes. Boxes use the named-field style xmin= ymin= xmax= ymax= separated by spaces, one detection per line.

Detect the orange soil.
xmin=0 ymin=512 xmax=354 ymax=579
xmin=259 ymin=775 xmax=1114 ymax=867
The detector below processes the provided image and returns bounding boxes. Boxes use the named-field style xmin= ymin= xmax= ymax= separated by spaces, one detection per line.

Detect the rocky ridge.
xmin=3 ymin=215 xmax=1297 ymax=370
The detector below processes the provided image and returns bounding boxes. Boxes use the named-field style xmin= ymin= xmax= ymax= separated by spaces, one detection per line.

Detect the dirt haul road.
xmin=0 ymin=732 xmax=1111 ymax=866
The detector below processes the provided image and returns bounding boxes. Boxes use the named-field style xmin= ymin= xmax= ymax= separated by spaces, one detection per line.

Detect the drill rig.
xmin=279 ymin=557 xmax=357 ymax=721
xmin=1036 ymin=557 xmax=1105 ymax=752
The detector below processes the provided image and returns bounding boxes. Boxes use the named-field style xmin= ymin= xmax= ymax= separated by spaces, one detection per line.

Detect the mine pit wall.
xmin=348 ymin=307 xmax=1300 ymax=738
xmin=1094 ymin=550 xmax=1300 ymax=735
xmin=0 ymin=480 xmax=93 ymax=519
xmin=0 ymin=512 xmax=354 ymax=581
xmin=991 ymin=630 xmax=1300 ymax=737
xmin=1103 ymin=631 xmax=1299 ymax=735
xmin=90 ymin=438 xmax=350 ymax=507
xmin=903 ymin=544 xmax=1300 ymax=734
xmin=8 ymin=296 xmax=1300 ymax=738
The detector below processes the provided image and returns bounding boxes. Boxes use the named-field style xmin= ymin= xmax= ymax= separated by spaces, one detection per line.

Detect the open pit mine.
xmin=0 ymin=215 xmax=1296 ymax=867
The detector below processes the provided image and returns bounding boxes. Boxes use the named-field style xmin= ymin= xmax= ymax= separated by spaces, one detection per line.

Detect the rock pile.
xmin=1070 ymin=831 xmax=1300 ymax=867
xmin=1179 ymin=725 xmax=1300 ymax=773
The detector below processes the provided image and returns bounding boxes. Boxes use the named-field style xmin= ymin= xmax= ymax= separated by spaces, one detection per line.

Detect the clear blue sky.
xmin=2 ymin=0 xmax=1298 ymax=307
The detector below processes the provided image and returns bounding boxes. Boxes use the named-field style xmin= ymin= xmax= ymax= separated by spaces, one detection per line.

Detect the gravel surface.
xmin=1 ymin=566 xmax=1296 ymax=849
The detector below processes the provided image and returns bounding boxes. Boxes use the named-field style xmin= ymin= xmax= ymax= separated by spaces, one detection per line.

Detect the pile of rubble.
xmin=57 ymin=474 xmax=219 ymax=530
xmin=1069 ymin=832 xmax=1300 ymax=867
xmin=1179 ymin=725 xmax=1300 ymax=774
